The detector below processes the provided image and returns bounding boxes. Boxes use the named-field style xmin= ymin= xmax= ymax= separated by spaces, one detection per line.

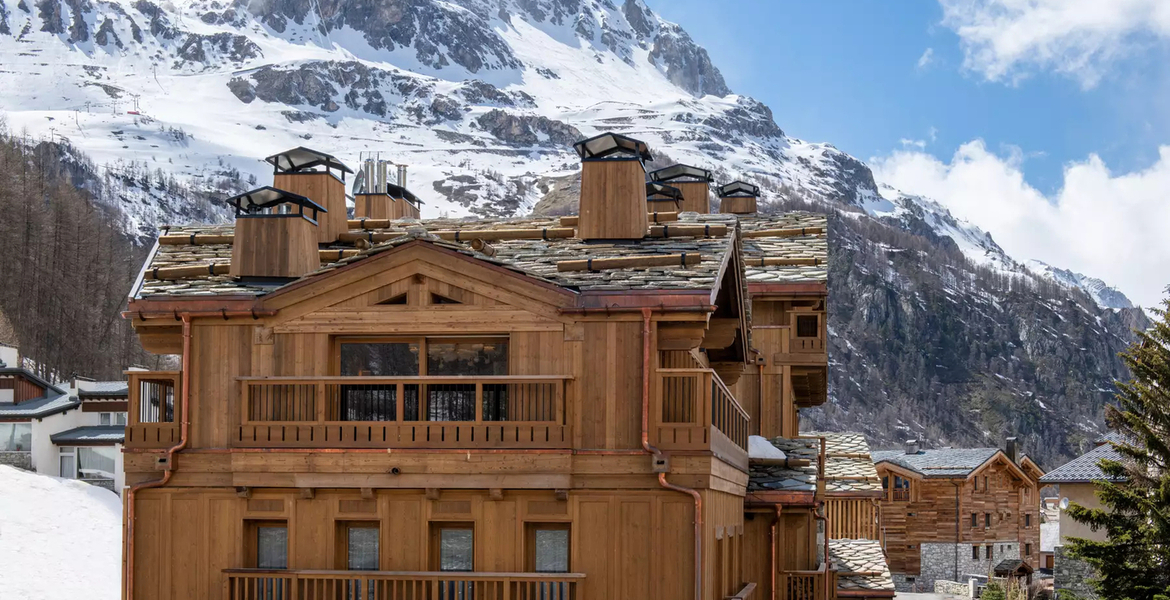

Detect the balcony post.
xmin=316 ymin=381 xmax=327 ymax=422
xmin=475 ymin=382 xmax=484 ymax=423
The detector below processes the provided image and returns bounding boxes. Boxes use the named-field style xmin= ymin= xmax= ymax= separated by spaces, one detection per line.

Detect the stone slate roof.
xmin=748 ymin=436 xmax=819 ymax=493
xmin=0 ymin=368 xmax=77 ymax=419
xmin=829 ymin=539 xmax=895 ymax=594
xmin=50 ymin=425 xmax=125 ymax=445
xmin=78 ymin=381 xmax=129 ymax=398
xmin=134 ymin=211 xmax=827 ymax=299
xmin=807 ymin=431 xmax=884 ymax=495
xmin=739 ymin=213 xmax=828 ymax=284
xmin=872 ymin=447 xmax=1001 ymax=478
xmin=1039 ymin=439 xmax=1126 ymax=484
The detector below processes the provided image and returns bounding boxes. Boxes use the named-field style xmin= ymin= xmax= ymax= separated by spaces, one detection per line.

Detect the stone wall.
xmin=1054 ymin=545 xmax=1098 ymax=599
xmin=910 ymin=541 xmax=1020 ymax=591
xmin=935 ymin=579 xmax=972 ymax=597
xmin=0 ymin=451 xmax=32 ymax=470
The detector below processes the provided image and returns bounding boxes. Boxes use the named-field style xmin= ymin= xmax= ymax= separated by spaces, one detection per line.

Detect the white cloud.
xmin=917 ymin=47 xmax=936 ymax=69
xmin=938 ymin=0 xmax=1170 ymax=87
xmin=928 ymin=126 xmax=938 ymax=143
xmin=871 ymin=140 xmax=1170 ymax=307
xmin=899 ymin=138 xmax=927 ymax=150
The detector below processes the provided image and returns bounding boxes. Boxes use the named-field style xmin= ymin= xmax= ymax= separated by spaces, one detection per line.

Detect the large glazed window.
xmin=528 ymin=525 xmax=570 ymax=573
xmin=345 ymin=523 xmax=379 ymax=571
xmin=434 ymin=524 xmax=474 ymax=572
xmin=340 ymin=342 xmax=420 ymax=377
xmin=78 ymin=446 xmax=117 ymax=479
xmin=254 ymin=523 xmax=288 ymax=569
xmin=0 ymin=422 xmax=31 ymax=452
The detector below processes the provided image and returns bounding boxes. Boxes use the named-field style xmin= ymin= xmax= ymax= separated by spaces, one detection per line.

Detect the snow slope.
xmin=0 ymin=465 xmax=122 ymax=600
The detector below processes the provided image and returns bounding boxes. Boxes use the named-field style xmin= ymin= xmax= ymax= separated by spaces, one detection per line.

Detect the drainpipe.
xmin=813 ymin=502 xmax=831 ymax=600
xmin=952 ymin=480 xmax=961 ymax=583
xmin=124 ymin=315 xmax=192 ymax=600
xmin=641 ymin=307 xmax=703 ymax=600
xmin=771 ymin=505 xmax=782 ymax=600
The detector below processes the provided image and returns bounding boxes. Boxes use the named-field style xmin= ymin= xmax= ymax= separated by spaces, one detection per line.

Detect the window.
xmin=137 ymin=379 xmax=175 ymax=423
xmin=432 ymin=523 xmax=474 ymax=572
xmin=892 ymin=475 xmax=911 ymax=501
xmin=971 ymin=513 xmax=978 ymax=527
xmin=527 ymin=524 xmax=570 ymax=573
xmin=972 ymin=545 xmax=979 ymax=560
xmin=1025 ymin=543 xmax=1032 ymax=556
xmin=0 ymin=422 xmax=32 ymax=452
xmin=1025 ymin=513 xmax=1032 ymax=527
xmin=59 ymin=447 xmax=76 ymax=479
xmin=78 ymin=446 xmax=117 ymax=479
xmin=985 ymin=513 xmax=991 ymax=527
xmin=984 ymin=476 xmax=989 ymax=492
xmin=795 ymin=315 xmax=819 ymax=338
xmin=338 ymin=522 xmax=379 ymax=571
xmin=99 ymin=412 xmax=128 ymax=426
xmin=985 ymin=545 xmax=993 ymax=560
xmin=247 ymin=522 xmax=288 ymax=570
xmin=338 ymin=337 xmax=508 ymax=422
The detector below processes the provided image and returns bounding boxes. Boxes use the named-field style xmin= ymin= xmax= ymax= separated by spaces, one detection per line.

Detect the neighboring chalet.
xmin=873 ymin=440 xmax=1044 ymax=591
xmin=120 ymin=138 xmax=889 ymax=600
xmin=1039 ymin=433 xmax=1125 ymax=599
xmin=0 ymin=344 xmax=129 ymax=492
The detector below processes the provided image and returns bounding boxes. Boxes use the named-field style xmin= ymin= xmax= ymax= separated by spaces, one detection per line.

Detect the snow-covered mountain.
xmin=1026 ymin=260 xmax=1134 ymax=310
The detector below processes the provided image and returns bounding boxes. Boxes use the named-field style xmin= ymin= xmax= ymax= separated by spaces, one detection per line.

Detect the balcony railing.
xmin=125 ymin=371 xmax=181 ymax=449
xmin=891 ymin=488 xmax=911 ymax=502
xmin=655 ymin=368 xmax=749 ymax=458
xmin=823 ymin=499 xmax=880 ymax=542
xmin=779 ymin=565 xmax=836 ymax=600
xmin=234 ymin=376 xmax=570 ymax=449
xmin=223 ymin=569 xmax=585 ymax=600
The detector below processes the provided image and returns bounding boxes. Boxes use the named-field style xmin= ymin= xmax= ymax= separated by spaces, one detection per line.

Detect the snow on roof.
xmin=50 ymin=426 xmax=125 ymax=445
xmin=749 ymin=435 xmax=787 ymax=460
xmin=77 ymin=381 xmax=130 ymax=398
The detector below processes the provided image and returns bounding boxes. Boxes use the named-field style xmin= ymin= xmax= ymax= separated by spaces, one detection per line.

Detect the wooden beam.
xmin=299 ymin=488 xmax=315 ymax=500
xmin=557 ymin=253 xmax=701 ymax=272
xmin=489 ymin=488 xmax=504 ymax=501
xmin=432 ymin=228 xmax=576 ymax=242
xmin=360 ymin=487 xmax=374 ymax=500
xmin=559 ymin=212 xmax=678 ymax=227
xmin=143 ymin=263 xmax=230 ymax=280
xmin=425 ymin=488 xmax=441 ymax=500
xmin=658 ymin=322 xmax=707 ymax=351
xmin=235 ymin=486 xmax=251 ymax=499
xmin=745 ymin=257 xmax=822 ymax=267
xmin=700 ymin=317 xmax=739 ymax=350
xmin=647 ymin=224 xmax=727 ymax=238
xmin=742 ymin=226 xmax=825 ymax=238
xmin=158 ymin=234 xmax=234 ymax=245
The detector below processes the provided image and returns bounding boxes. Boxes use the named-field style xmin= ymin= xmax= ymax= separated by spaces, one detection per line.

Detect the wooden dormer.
xmin=227 ymin=187 xmax=324 ymax=279
xmin=266 ymin=147 xmax=353 ymax=244
xmin=573 ymin=132 xmax=652 ymax=240
xmin=718 ymin=181 xmax=760 ymax=215
xmin=649 ymin=164 xmax=714 ymax=214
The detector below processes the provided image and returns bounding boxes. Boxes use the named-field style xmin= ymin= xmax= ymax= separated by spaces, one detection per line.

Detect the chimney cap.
xmin=718 ymin=180 xmax=760 ymax=198
xmin=226 ymin=186 xmax=327 ymax=216
xmin=648 ymin=164 xmax=714 ymax=183
xmin=265 ymin=146 xmax=354 ymax=175
xmin=573 ymin=132 xmax=652 ymax=162
xmin=385 ymin=183 xmax=425 ymax=207
xmin=646 ymin=182 xmax=683 ymax=201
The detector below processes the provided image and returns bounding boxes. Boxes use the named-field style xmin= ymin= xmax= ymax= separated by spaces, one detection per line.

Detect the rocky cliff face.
xmin=0 ymin=0 xmax=1145 ymax=464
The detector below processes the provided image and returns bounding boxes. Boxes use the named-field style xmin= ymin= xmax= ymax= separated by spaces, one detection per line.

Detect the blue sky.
xmin=646 ymin=0 xmax=1170 ymax=307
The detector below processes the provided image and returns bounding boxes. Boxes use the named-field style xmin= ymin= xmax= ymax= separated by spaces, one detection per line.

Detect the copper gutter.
xmin=124 ymin=315 xmax=192 ymax=600
xmin=639 ymin=307 xmax=703 ymax=600
xmin=125 ymin=309 xmax=277 ymax=321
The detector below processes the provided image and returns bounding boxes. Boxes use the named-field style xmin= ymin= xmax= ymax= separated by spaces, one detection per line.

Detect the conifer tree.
xmin=1066 ymin=292 xmax=1170 ymax=600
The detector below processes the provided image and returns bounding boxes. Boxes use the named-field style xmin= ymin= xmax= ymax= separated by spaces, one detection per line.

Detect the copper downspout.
xmin=124 ymin=315 xmax=192 ymax=600
xmin=772 ymin=506 xmax=782 ymax=600
xmin=813 ymin=502 xmax=831 ymax=600
xmin=641 ymin=307 xmax=703 ymax=600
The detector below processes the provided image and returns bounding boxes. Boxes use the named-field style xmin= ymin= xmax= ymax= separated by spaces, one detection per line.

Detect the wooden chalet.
xmin=121 ymin=135 xmax=888 ymax=600
xmin=873 ymin=439 xmax=1044 ymax=591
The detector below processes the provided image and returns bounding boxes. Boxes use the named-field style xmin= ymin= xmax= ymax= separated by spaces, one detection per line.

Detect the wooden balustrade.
xmin=655 ymin=369 xmax=749 ymax=461
xmin=234 ymin=376 xmax=570 ymax=449
xmin=823 ymin=499 xmax=879 ymax=541
xmin=753 ymin=325 xmax=826 ymax=364
xmin=224 ymin=569 xmax=585 ymax=600
xmin=125 ymin=371 xmax=181 ymax=449
xmin=891 ymin=488 xmax=910 ymax=502
xmin=779 ymin=565 xmax=835 ymax=600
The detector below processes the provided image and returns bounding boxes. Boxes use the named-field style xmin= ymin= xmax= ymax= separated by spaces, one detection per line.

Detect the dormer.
xmin=648 ymin=164 xmax=714 ymax=213
xmin=717 ymin=180 xmax=760 ymax=215
xmin=645 ymin=182 xmax=683 ymax=213
xmin=573 ymin=132 xmax=652 ymax=240
xmin=227 ymin=187 xmax=324 ymax=279
xmin=265 ymin=147 xmax=353 ymax=244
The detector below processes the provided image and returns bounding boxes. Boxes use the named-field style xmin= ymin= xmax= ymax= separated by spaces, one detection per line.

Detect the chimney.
xmin=573 ymin=132 xmax=652 ymax=240
xmin=717 ymin=180 xmax=760 ymax=215
xmin=265 ymin=147 xmax=353 ymax=244
xmin=645 ymin=182 xmax=682 ymax=213
xmin=354 ymin=158 xmax=422 ymax=220
xmin=904 ymin=439 xmax=920 ymax=455
xmin=1006 ymin=437 xmax=1019 ymax=464
xmin=227 ymin=187 xmax=324 ymax=279
xmin=649 ymin=164 xmax=714 ymax=213
xmin=397 ymin=164 xmax=408 ymax=189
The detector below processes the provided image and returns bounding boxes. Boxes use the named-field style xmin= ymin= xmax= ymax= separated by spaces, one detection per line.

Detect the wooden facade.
xmin=578 ymin=159 xmax=649 ymax=240
xmin=354 ymin=193 xmax=421 ymax=221
xmin=273 ymin=172 xmax=348 ymax=244
xmin=875 ymin=453 xmax=1041 ymax=582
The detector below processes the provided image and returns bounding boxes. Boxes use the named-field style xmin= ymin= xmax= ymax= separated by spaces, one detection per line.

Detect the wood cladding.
xmin=578 ymin=160 xmax=648 ymax=240
xmin=673 ymin=181 xmax=712 ymax=214
xmin=876 ymin=460 xmax=1041 ymax=577
xmin=274 ymin=172 xmax=347 ymax=243
xmin=719 ymin=196 xmax=757 ymax=215
xmin=354 ymin=193 xmax=420 ymax=220
xmin=230 ymin=216 xmax=321 ymax=278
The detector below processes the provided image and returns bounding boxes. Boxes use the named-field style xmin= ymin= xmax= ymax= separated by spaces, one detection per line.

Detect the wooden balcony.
xmin=233 ymin=376 xmax=570 ymax=449
xmin=752 ymin=326 xmax=827 ymax=366
xmin=655 ymin=368 xmax=749 ymax=464
xmin=125 ymin=371 xmax=181 ymax=449
xmin=779 ymin=565 xmax=837 ymax=600
xmin=823 ymin=499 xmax=880 ymax=543
xmin=223 ymin=569 xmax=585 ymax=600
